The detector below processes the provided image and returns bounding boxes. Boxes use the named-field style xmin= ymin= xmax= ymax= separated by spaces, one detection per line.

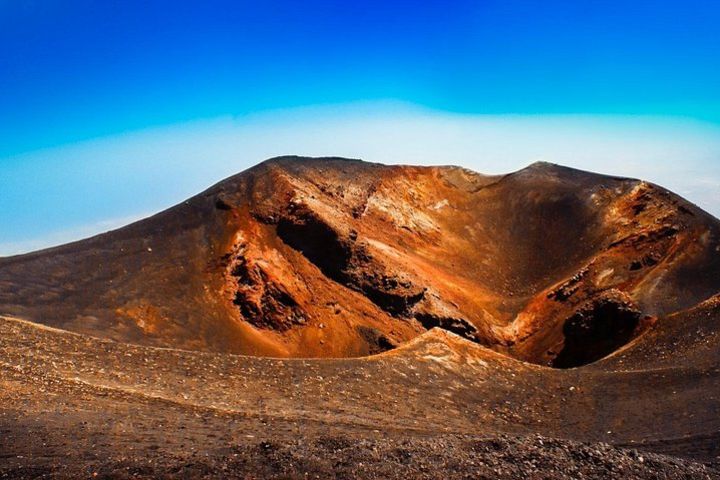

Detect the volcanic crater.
xmin=1 ymin=156 xmax=718 ymax=367
xmin=3 ymin=157 xmax=720 ymax=478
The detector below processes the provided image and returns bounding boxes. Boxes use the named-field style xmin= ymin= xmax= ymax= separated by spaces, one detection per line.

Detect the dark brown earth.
xmin=1 ymin=157 xmax=720 ymax=478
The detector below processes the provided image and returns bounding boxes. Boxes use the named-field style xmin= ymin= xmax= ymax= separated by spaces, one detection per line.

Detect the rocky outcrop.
xmin=1 ymin=157 xmax=718 ymax=365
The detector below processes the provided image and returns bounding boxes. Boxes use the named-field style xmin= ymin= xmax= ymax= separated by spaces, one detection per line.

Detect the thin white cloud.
xmin=2 ymin=101 xmax=720 ymax=256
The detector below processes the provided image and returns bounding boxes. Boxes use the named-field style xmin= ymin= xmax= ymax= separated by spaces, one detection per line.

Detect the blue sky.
xmin=1 ymin=1 xmax=719 ymax=254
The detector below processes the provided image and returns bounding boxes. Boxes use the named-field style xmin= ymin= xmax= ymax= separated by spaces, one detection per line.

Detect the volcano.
xmin=2 ymin=157 xmax=720 ymax=478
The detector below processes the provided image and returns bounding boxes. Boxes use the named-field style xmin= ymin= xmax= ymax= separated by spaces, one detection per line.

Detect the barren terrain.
xmin=1 ymin=157 xmax=720 ymax=478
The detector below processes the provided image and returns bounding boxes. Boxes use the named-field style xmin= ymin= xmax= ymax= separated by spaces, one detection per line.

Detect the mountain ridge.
xmin=1 ymin=156 xmax=718 ymax=366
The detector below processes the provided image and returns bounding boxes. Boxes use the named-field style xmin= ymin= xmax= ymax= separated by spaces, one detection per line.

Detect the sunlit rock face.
xmin=1 ymin=156 xmax=719 ymax=366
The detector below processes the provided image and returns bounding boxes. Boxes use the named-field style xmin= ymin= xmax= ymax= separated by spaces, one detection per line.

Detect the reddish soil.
xmin=1 ymin=157 xmax=719 ymax=478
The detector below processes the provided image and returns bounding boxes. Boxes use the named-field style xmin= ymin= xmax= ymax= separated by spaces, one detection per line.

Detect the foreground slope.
xmin=1 ymin=312 xmax=719 ymax=478
xmin=1 ymin=157 xmax=718 ymax=366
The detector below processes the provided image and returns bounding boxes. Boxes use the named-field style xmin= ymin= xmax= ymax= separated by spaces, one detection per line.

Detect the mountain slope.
xmin=1 ymin=157 xmax=719 ymax=366
xmin=3 ymin=157 xmax=720 ymax=477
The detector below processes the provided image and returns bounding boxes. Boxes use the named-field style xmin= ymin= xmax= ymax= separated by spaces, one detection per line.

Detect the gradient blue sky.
xmin=1 ymin=1 xmax=720 ymax=254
